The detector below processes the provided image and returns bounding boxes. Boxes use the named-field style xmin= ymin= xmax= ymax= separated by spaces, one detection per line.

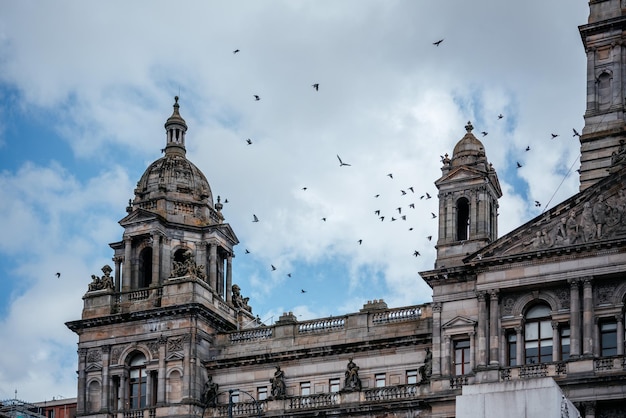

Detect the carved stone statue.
xmin=232 ymin=284 xmax=252 ymax=312
xmin=202 ymin=376 xmax=219 ymax=407
xmin=270 ymin=366 xmax=286 ymax=398
xmin=343 ymin=358 xmax=361 ymax=391
xmin=170 ymin=249 xmax=206 ymax=280
xmin=88 ymin=265 xmax=115 ymax=292
xmin=418 ymin=347 xmax=432 ymax=384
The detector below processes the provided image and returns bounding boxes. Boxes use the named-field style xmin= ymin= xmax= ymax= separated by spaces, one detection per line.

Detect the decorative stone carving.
xmin=232 ymin=284 xmax=252 ymax=312
xmin=111 ymin=346 xmax=123 ymax=364
xmin=86 ymin=349 xmax=102 ymax=364
xmin=170 ymin=249 xmax=206 ymax=280
xmin=168 ymin=337 xmax=184 ymax=353
xmin=87 ymin=265 xmax=115 ymax=292
xmin=418 ymin=347 xmax=432 ymax=385
xmin=555 ymin=287 xmax=570 ymax=310
xmin=596 ymin=282 xmax=616 ymax=305
xmin=270 ymin=366 xmax=286 ymax=399
xmin=343 ymin=358 xmax=362 ymax=392
xmin=147 ymin=340 xmax=160 ymax=359
xmin=502 ymin=295 xmax=517 ymax=316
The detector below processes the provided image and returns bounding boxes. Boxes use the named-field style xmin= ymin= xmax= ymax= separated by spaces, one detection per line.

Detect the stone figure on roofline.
xmin=418 ymin=347 xmax=432 ymax=384
xmin=270 ymin=365 xmax=286 ymax=398
xmin=343 ymin=358 xmax=362 ymax=391
xmin=202 ymin=375 xmax=219 ymax=407
xmin=87 ymin=265 xmax=115 ymax=292
xmin=231 ymin=284 xmax=252 ymax=312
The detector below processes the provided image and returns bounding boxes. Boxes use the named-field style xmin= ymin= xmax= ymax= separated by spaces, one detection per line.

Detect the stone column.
xmin=489 ymin=290 xmax=499 ymax=365
xmin=100 ymin=345 xmax=110 ymax=412
xmin=612 ymin=42 xmax=623 ymax=107
xmin=617 ymin=313 xmax=624 ymax=356
xmin=582 ymin=277 xmax=594 ymax=357
xmin=469 ymin=331 xmax=476 ymax=371
xmin=515 ymin=326 xmax=523 ymax=365
xmin=469 ymin=191 xmax=477 ymax=236
xmin=113 ymin=256 xmax=122 ymax=293
xmin=151 ymin=234 xmax=160 ymax=285
xmin=432 ymin=302 xmax=442 ymax=377
xmin=122 ymin=237 xmax=132 ymax=291
xmin=182 ymin=334 xmax=192 ymax=400
xmin=583 ymin=400 xmax=596 ymax=418
xmin=442 ymin=335 xmax=451 ymax=376
xmin=77 ymin=348 xmax=88 ymax=414
xmin=569 ymin=278 xmax=581 ymax=358
xmin=226 ymin=254 xmax=233 ymax=303
xmin=120 ymin=371 xmax=128 ymax=410
xmin=477 ymin=291 xmax=488 ymax=367
xmin=551 ymin=321 xmax=559 ymax=361
xmin=157 ymin=336 xmax=167 ymax=405
xmin=209 ymin=244 xmax=217 ymax=292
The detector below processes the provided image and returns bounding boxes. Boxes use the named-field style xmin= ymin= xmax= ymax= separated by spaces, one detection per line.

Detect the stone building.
xmin=66 ymin=2 xmax=626 ymax=417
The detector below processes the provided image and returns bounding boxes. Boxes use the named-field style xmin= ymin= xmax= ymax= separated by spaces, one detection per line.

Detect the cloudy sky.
xmin=0 ymin=0 xmax=589 ymax=402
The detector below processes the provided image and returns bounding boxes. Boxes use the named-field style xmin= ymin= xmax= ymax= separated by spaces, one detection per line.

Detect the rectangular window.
xmin=406 ymin=370 xmax=418 ymax=385
xmin=257 ymin=386 xmax=267 ymax=401
xmin=300 ymin=381 xmax=311 ymax=396
xmin=507 ymin=332 xmax=517 ymax=366
xmin=601 ymin=321 xmax=618 ymax=356
xmin=47 ymin=411 xmax=55 ymax=418
xmin=375 ymin=373 xmax=386 ymax=388
xmin=454 ymin=339 xmax=470 ymax=375
xmin=560 ymin=326 xmax=570 ymax=361
xmin=329 ymin=378 xmax=340 ymax=393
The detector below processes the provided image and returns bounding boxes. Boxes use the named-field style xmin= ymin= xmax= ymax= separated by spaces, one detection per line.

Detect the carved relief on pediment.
xmin=493 ymin=183 xmax=626 ymax=258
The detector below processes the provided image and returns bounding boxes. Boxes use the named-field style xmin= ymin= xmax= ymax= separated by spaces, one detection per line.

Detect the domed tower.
xmin=66 ymin=98 xmax=254 ymax=418
xmin=434 ymin=121 xmax=502 ymax=269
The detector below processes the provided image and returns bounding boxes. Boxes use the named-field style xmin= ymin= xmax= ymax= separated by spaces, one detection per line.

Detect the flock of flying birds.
xmin=221 ymin=41 xmax=584 ymax=296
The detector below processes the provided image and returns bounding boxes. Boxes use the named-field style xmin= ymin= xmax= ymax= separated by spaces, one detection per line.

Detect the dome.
xmin=129 ymin=98 xmax=221 ymax=226
xmin=450 ymin=121 xmax=488 ymax=168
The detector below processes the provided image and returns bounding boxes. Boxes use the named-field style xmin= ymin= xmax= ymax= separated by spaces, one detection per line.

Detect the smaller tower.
xmin=434 ymin=122 xmax=502 ymax=269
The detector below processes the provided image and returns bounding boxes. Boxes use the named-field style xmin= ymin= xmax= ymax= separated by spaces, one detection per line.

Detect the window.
xmin=300 ymin=382 xmax=311 ymax=396
xmin=129 ymin=353 xmax=147 ymax=409
xmin=600 ymin=321 xmax=618 ymax=356
xmin=406 ymin=370 xmax=418 ymax=385
xmin=139 ymin=247 xmax=152 ymax=288
xmin=524 ymin=304 xmax=553 ymax=364
xmin=507 ymin=331 xmax=517 ymax=366
xmin=257 ymin=386 xmax=267 ymax=401
xmin=456 ymin=198 xmax=470 ymax=241
xmin=375 ymin=373 xmax=386 ymax=388
xmin=47 ymin=410 xmax=54 ymax=418
xmin=329 ymin=378 xmax=340 ymax=393
xmin=560 ymin=326 xmax=570 ymax=361
xmin=454 ymin=339 xmax=470 ymax=375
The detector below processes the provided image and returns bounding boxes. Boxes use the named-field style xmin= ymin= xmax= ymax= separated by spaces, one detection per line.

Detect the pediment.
xmin=465 ymin=167 xmax=626 ymax=262
xmin=436 ymin=166 xmax=486 ymax=184
xmin=85 ymin=363 xmax=102 ymax=372
xmin=119 ymin=208 xmax=164 ymax=226
xmin=442 ymin=316 xmax=476 ymax=330
xmin=166 ymin=352 xmax=185 ymax=361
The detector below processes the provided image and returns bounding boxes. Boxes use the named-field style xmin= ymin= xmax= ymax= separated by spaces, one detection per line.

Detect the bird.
xmin=302 ymin=187 xmax=307 ymax=191
xmin=287 ymin=273 xmax=292 ymax=278
xmin=374 ymin=210 xmax=381 ymax=215
xmin=397 ymin=207 xmax=402 ymax=214
xmin=427 ymin=235 xmax=432 ymax=241
xmin=337 ymin=155 xmax=351 ymax=167
xmin=409 ymin=203 xmax=415 ymax=209
xmin=358 ymin=239 xmax=363 ymax=245
xmin=498 ymin=114 xmax=504 ymax=119
xmin=425 ymin=192 xmax=431 ymax=199
xmin=481 ymin=131 xmax=488 ymax=137
xmin=401 ymin=190 xmax=407 ymax=195
xmin=413 ymin=250 xmax=421 ymax=257
xmin=374 ymin=194 xmax=380 ymax=198
xmin=224 ymin=198 xmax=229 ymax=203
xmin=551 ymin=133 xmax=559 ymax=139
xmin=245 ymin=249 xmax=250 ymax=254
xmin=573 ymin=128 xmax=581 ymax=137
xmin=387 ymin=173 xmax=393 ymax=179
xmin=535 ymin=201 xmax=541 ymax=207
xmin=312 ymin=83 xmax=319 ymax=91
xmin=401 ymin=215 xmax=406 ymax=221
xmin=301 ymin=289 xmax=307 ymax=293
xmin=380 ymin=216 xmax=385 ymax=222
xmin=55 ymin=272 xmax=61 ymax=278
xmin=431 ymin=212 xmax=437 ymax=218
xmin=391 ymin=217 xmax=397 ymax=221
xmin=271 ymin=265 xmax=277 ymax=271
xmin=252 ymin=214 xmax=259 ymax=222
xmin=160 ymin=148 xmax=165 ymax=153
xmin=525 ymin=146 xmax=531 ymax=151
xmin=516 ymin=162 xmax=523 ymax=168
xmin=246 ymin=138 xmax=252 ymax=145
xmin=233 ymin=49 xmax=240 ymax=54
xmin=408 ymin=187 xmax=414 ymax=193
xmin=254 ymin=95 xmax=261 ymax=101
xmin=321 ymin=217 xmax=327 ymax=222
xmin=433 ymin=39 xmax=444 ymax=46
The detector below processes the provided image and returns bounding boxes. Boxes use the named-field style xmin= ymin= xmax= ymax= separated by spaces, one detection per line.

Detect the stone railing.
xmin=500 ymin=361 xmax=567 ymax=381
xmin=298 ymin=317 xmax=346 ymax=334
xmin=364 ymin=384 xmax=418 ymax=401
xmin=288 ymin=393 xmax=338 ymax=410
xmin=372 ymin=307 xmax=422 ymax=324
xmin=121 ymin=408 xmax=155 ymax=418
xmin=449 ymin=375 xmax=468 ymax=389
xmin=116 ymin=287 xmax=162 ymax=303
xmin=594 ymin=355 xmax=626 ymax=372
xmin=519 ymin=363 xmax=548 ymax=378
xmin=216 ymin=400 xmax=265 ymax=416
xmin=230 ymin=328 xmax=273 ymax=343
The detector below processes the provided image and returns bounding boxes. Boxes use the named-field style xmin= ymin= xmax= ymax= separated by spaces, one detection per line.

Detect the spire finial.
xmin=465 ymin=121 xmax=473 ymax=133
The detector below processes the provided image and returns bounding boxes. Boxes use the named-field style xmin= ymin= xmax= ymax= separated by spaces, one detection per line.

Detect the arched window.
xmin=456 ymin=198 xmax=470 ymax=241
xmin=139 ymin=247 xmax=152 ymax=288
xmin=524 ymin=304 xmax=552 ymax=364
xmin=129 ymin=353 xmax=147 ymax=409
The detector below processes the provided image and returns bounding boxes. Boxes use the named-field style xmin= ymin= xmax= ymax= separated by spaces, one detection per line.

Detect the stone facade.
xmin=67 ymin=3 xmax=626 ymax=418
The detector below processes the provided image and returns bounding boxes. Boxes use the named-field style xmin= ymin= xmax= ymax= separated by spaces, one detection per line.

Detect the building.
xmin=0 ymin=397 xmax=76 ymax=418
xmin=66 ymin=2 xmax=626 ymax=417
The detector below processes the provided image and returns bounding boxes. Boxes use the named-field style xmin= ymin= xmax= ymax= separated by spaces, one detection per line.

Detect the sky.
xmin=0 ymin=0 xmax=589 ymax=403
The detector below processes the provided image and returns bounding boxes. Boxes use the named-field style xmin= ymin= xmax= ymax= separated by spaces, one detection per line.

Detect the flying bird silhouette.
xmin=271 ymin=265 xmax=277 ymax=271
xmin=246 ymin=138 xmax=252 ymax=145
xmin=55 ymin=272 xmax=61 ymax=278
xmin=337 ymin=155 xmax=351 ymax=167
xmin=535 ymin=201 xmax=541 ymax=207
xmin=387 ymin=173 xmax=393 ymax=179
xmin=252 ymin=214 xmax=259 ymax=222
xmin=516 ymin=162 xmax=523 ymax=168
xmin=374 ymin=210 xmax=381 ymax=215
xmin=433 ymin=39 xmax=444 ymax=46
xmin=431 ymin=212 xmax=437 ymax=219
xmin=312 ymin=83 xmax=319 ymax=91
xmin=321 ymin=217 xmax=327 ymax=222
xmin=573 ymin=128 xmax=581 ymax=137
xmin=408 ymin=187 xmax=414 ymax=193
xmin=401 ymin=190 xmax=407 ymax=195
xmin=254 ymin=95 xmax=260 ymax=101
xmin=397 ymin=207 xmax=402 ymax=214
xmin=245 ymin=249 xmax=250 ymax=254
xmin=481 ymin=131 xmax=488 ymax=137
xmin=413 ymin=250 xmax=421 ymax=257
xmin=525 ymin=146 xmax=531 ymax=151
xmin=498 ymin=114 xmax=504 ymax=119
xmin=233 ymin=49 xmax=240 ymax=54
xmin=358 ymin=239 xmax=363 ymax=245
xmin=427 ymin=235 xmax=432 ymax=241
xmin=551 ymin=133 xmax=559 ymax=139
xmin=425 ymin=192 xmax=431 ymax=199
xmin=301 ymin=289 xmax=307 ymax=293
xmin=409 ymin=203 xmax=415 ymax=209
